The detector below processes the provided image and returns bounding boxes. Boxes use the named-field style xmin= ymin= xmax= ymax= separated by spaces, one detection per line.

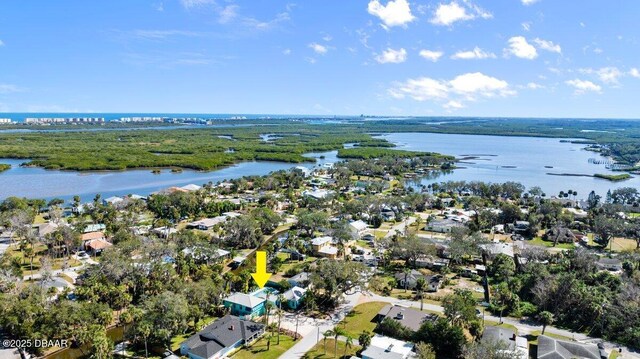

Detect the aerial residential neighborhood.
xmin=1 ymin=150 xmax=640 ymax=359
xmin=2 ymin=0 xmax=640 ymax=359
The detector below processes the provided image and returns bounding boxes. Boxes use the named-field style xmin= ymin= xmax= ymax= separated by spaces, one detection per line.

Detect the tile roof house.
xmin=536 ymin=335 xmax=604 ymax=359
xmin=179 ymin=315 xmax=265 ymax=359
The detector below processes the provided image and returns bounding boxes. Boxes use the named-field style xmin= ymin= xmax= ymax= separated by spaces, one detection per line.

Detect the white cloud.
xmin=521 ymin=22 xmax=531 ymax=32
xmin=308 ymin=42 xmax=328 ymax=55
xmin=430 ymin=1 xmax=492 ymax=26
xmin=367 ymin=0 xmax=415 ymax=29
xmin=282 ymin=49 xmax=292 ymax=55
xmin=533 ymin=38 xmax=562 ymax=53
xmin=525 ymin=82 xmax=545 ymax=90
xmin=580 ymin=67 xmax=623 ymax=85
xmin=522 ymin=0 xmax=540 ymax=5
xmin=322 ymin=35 xmax=333 ymax=42
xmin=419 ymin=49 xmax=444 ymax=62
xmin=596 ymin=67 xmax=623 ymax=84
xmin=388 ymin=72 xmax=514 ymax=109
xmin=180 ymin=0 xmax=214 ymax=9
xmin=505 ymin=36 xmax=538 ymax=60
xmin=449 ymin=72 xmax=512 ymax=97
xmin=451 ymin=47 xmax=496 ymax=60
xmin=129 ymin=29 xmax=203 ymax=40
xmin=0 ymin=40 xmax=4 ymax=46
xmin=630 ymin=68 xmax=640 ymax=78
xmin=388 ymin=77 xmax=449 ymax=101
xmin=375 ymin=48 xmax=407 ymax=64
xmin=444 ymin=100 xmax=464 ymax=109
xmin=566 ymin=79 xmax=602 ymax=94
xmin=0 ymin=84 xmax=23 ymax=94
xmin=218 ymin=5 xmax=239 ymax=24
xmin=242 ymin=12 xmax=291 ymax=31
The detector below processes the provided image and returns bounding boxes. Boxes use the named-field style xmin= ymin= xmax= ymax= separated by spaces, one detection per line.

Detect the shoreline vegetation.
xmin=0 ymin=117 xmax=638 ymax=172
xmin=547 ymin=172 xmax=633 ymax=181
xmin=593 ymin=173 xmax=633 ymax=181
xmin=0 ymin=164 xmax=10 ymax=172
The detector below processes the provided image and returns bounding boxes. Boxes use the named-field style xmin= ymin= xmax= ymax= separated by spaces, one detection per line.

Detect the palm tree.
xmin=138 ymin=321 xmax=151 ymax=359
xmin=323 ymin=330 xmax=333 ymax=354
xmin=415 ymin=277 xmax=426 ymax=311
xmin=403 ymin=268 xmax=411 ymax=292
xmin=333 ymin=327 xmax=345 ymax=358
xmin=358 ymin=331 xmax=372 ymax=350
xmin=277 ymin=294 xmax=286 ymax=345
xmin=537 ymin=311 xmax=554 ymax=335
xmin=343 ymin=335 xmax=353 ymax=358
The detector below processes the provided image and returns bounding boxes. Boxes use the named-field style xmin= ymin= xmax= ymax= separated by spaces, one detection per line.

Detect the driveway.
xmin=278 ymin=292 xmax=362 ymax=359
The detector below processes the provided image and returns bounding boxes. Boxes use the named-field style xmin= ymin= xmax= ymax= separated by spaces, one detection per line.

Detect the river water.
xmin=378 ymin=132 xmax=638 ymax=198
xmin=0 ymin=132 xmax=635 ymax=201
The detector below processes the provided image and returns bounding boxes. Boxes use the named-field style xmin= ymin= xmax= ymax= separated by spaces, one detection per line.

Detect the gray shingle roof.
xmin=376 ymin=304 xmax=437 ymax=332
xmin=181 ymin=315 xmax=264 ymax=359
xmin=537 ymin=335 xmax=601 ymax=359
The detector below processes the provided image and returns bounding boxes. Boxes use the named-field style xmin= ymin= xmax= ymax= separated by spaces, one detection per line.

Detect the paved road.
xmin=278 ymin=290 xmax=640 ymax=359
xmin=278 ymin=292 xmax=362 ymax=359
xmin=360 ymin=292 xmax=640 ymax=359
xmin=384 ymin=216 xmax=417 ymax=239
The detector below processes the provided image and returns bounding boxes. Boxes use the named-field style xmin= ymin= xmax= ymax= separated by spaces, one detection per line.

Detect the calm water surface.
xmin=0 ymin=152 xmax=338 ymax=201
xmin=379 ymin=132 xmax=638 ymax=198
xmin=0 ymin=132 xmax=635 ymax=202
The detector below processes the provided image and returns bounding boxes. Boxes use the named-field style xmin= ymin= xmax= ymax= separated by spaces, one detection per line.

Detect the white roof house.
xmin=318 ymin=246 xmax=339 ymax=257
xmin=187 ymin=216 xmax=227 ymax=230
xmin=224 ymin=292 xmax=265 ymax=309
xmin=302 ymin=189 xmax=332 ymax=200
xmin=104 ymin=196 xmax=124 ymax=205
xmin=181 ymin=184 xmax=202 ymax=192
xmin=349 ymin=220 xmax=368 ymax=234
xmin=361 ymin=335 xmax=416 ymax=359
xmin=282 ymin=286 xmax=306 ymax=302
xmin=480 ymin=241 xmax=515 ymax=257
xmin=294 ymin=166 xmax=312 ymax=177
xmin=311 ymin=236 xmax=333 ymax=247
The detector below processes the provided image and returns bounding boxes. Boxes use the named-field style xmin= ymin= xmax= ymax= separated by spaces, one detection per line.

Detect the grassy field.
xmin=302 ymin=339 xmax=361 ymax=359
xmin=338 ymin=301 xmax=387 ymax=338
xmin=528 ymin=237 xmax=576 ymax=250
xmin=8 ymin=243 xmax=83 ymax=275
xmin=609 ymin=237 xmax=638 ymax=252
xmin=231 ymin=334 xmax=296 ymax=359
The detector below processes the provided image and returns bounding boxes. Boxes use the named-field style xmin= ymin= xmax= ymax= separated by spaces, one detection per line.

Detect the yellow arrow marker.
xmin=251 ymin=251 xmax=272 ymax=288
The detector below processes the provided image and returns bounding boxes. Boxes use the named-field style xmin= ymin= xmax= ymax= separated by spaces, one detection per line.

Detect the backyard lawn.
xmin=231 ymin=334 xmax=296 ymax=359
xmin=302 ymin=339 xmax=361 ymax=359
xmin=338 ymin=301 xmax=387 ymax=338
xmin=528 ymin=237 xmax=576 ymax=250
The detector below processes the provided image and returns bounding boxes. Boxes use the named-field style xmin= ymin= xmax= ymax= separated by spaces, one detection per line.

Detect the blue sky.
xmin=0 ymin=0 xmax=639 ymax=118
